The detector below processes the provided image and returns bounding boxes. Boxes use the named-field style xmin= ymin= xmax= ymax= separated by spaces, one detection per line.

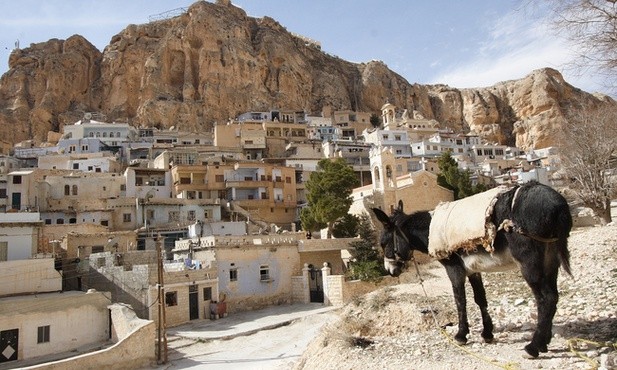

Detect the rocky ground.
xmin=295 ymin=224 xmax=617 ymax=370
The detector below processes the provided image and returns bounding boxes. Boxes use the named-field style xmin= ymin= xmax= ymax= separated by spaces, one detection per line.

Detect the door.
xmin=189 ymin=285 xmax=199 ymax=320
xmin=10 ymin=193 xmax=21 ymax=210
xmin=0 ymin=329 xmax=18 ymax=363
xmin=308 ymin=266 xmax=324 ymax=303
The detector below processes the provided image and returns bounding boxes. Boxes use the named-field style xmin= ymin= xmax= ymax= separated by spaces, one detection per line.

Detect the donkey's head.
xmin=372 ymin=207 xmax=413 ymax=277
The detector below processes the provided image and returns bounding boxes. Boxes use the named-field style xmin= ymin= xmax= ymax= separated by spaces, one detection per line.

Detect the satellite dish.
xmin=84 ymin=113 xmax=92 ymax=120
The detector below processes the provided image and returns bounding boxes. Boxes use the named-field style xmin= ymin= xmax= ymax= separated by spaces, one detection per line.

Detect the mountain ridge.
xmin=0 ymin=0 xmax=612 ymax=150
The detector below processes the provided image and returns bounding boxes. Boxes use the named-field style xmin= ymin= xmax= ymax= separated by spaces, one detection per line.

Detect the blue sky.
xmin=0 ymin=0 xmax=606 ymax=94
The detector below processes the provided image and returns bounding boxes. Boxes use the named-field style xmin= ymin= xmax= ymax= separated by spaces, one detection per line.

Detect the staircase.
xmin=222 ymin=201 xmax=273 ymax=234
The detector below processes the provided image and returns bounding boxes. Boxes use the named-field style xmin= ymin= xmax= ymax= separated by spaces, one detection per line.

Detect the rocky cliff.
xmin=0 ymin=0 xmax=612 ymax=150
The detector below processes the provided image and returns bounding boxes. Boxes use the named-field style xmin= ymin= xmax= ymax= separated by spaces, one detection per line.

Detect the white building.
xmin=0 ymin=258 xmax=110 ymax=365
xmin=124 ymin=167 xmax=171 ymax=199
xmin=0 ymin=213 xmax=42 ymax=261
xmin=362 ymin=128 xmax=412 ymax=158
xmin=37 ymin=152 xmax=123 ymax=173
xmin=62 ymin=119 xmax=138 ymax=146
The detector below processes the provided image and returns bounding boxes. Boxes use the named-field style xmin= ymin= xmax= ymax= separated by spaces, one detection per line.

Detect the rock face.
xmin=0 ymin=0 xmax=613 ymax=150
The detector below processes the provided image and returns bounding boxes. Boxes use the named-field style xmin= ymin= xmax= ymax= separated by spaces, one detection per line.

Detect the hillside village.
xmin=0 ymin=101 xmax=576 ymax=367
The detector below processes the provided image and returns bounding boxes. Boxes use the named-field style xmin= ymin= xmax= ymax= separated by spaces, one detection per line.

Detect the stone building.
xmin=350 ymin=146 xmax=453 ymax=216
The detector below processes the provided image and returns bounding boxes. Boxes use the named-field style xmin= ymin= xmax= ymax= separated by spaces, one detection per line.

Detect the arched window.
xmin=374 ymin=167 xmax=380 ymax=181
xmin=64 ymin=185 xmax=70 ymax=196
xmin=72 ymin=185 xmax=78 ymax=195
xmin=116 ymin=132 xmax=121 ymax=138
xmin=102 ymin=132 xmax=108 ymax=137
xmin=89 ymin=132 xmax=94 ymax=137
xmin=386 ymin=165 xmax=392 ymax=179
xmin=109 ymin=132 xmax=114 ymax=138
xmin=96 ymin=132 xmax=101 ymax=137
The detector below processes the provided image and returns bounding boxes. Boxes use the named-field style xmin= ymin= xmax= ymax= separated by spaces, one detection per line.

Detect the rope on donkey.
xmin=409 ymin=252 xmax=521 ymax=370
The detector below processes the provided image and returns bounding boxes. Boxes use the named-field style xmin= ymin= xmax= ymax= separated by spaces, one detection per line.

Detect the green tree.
xmin=437 ymin=151 xmax=485 ymax=199
xmin=347 ymin=213 xmax=384 ymax=282
xmin=302 ymin=158 xmax=360 ymax=237
xmin=370 ymin=113 xmax=381 ymax=128
xmin=331 ymin=214 xmax=360 ymax=238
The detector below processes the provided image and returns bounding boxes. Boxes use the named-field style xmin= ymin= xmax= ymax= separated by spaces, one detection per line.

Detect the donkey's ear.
xmin=372 ymin=208 xmax=391 ymax=226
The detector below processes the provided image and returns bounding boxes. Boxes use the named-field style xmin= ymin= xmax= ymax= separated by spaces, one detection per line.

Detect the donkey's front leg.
xmin=468 ymin=273 xmax=494 ymax=343
xmin=443 ymin=260 xmax=469 ymax=344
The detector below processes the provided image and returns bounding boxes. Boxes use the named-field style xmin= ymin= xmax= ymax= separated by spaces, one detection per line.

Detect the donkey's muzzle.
xmin=384 ymin=258 xmax=405 ymax=277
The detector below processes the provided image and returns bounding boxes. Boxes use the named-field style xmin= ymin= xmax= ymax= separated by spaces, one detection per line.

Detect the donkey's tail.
xmin=558 ymin=240 xmax=572 ymax=277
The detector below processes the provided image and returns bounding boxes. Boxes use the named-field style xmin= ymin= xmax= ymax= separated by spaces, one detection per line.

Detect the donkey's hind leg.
xmin=468 ymin=273 xmax=494 ymax=343
xmin=511 ymin=237 xmax=559 ymax=358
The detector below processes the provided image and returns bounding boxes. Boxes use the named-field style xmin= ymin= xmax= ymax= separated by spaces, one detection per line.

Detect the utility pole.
xmin=156 ymin=235 xmax=168 ymax=364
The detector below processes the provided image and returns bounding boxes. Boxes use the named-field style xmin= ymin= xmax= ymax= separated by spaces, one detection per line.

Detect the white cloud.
xmin=428 ymin=9 xmax=606 ymax=93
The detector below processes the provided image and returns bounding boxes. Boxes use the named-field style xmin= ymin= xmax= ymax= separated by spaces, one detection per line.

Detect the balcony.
xmin=225 ymin=180 xmax=270 ymax=189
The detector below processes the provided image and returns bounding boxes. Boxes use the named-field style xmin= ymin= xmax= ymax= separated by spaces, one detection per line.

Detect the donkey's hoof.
xmin=538 ymin=344 xmax=548 ymax=353
xmin=523 ymin=344 xmax=539 ymax=359
xmin=483 ymin=335 xmax=495 ymax=344
xmin=454 ymin=335 xmax=468 ymax=345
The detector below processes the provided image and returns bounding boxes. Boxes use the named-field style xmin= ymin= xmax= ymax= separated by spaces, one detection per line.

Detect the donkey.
xmin=372 ymin=181 xmax=572 ymax=358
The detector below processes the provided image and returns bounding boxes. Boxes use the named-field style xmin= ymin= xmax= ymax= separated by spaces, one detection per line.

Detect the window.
xmin=101 ymin=220 xmax=109 ymax=227
xmin=12 ymin=175 xmax=21 ymax=184
xmin=73 ymin=163 xmax=79 ymax=170
xmin=37 ymin=325 xmax=50 ymax=344
xmin=203 ymin=287 xmax=212 ymax=301
xmin=260 ymin=265 xmax=270 ymax=281
xmin=64 ymin=185 xmax=70 ymax=195
xmin=81 ymin=145 xmax=89 ymax=151
xmin=45 ymin=219 xmax=52 ymax=225
xmin=0 ymin=189 xmax=5 ymax=198
xmin=69 ymin=218 xmax=77 ymax=224
xmin=92 ymin=245 xmax=104 ymax=253
xmin=72 ymin=185 xmax=78 ymax=195
xmin=215 ymin=174 xmax=225 ymax=182
xmin=229 ymin=265 xmax=238 ymax=282
xmin=56 ymin=219 xmax=64 ymax=225
xmin=165 ymin=291 xmax=178 ymax=306
xmin=123 ymin=213 xmax=131 ymax=223
xmin=168 ymin=211 xmax=179 ymax=222
xmin=120 ymin=184 xmax=126 ymax=191
xmin=187 ymin=210 xmax=196 ymax=221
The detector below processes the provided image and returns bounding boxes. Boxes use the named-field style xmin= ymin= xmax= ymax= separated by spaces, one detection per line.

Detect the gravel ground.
xmin=295 ymin=224 xmax=617 ymax=370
